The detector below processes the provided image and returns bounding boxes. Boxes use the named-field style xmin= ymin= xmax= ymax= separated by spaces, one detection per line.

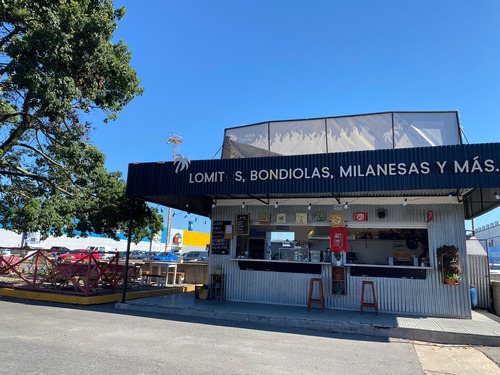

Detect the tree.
xmin=0 ymin=0 xmax=163 ymax=243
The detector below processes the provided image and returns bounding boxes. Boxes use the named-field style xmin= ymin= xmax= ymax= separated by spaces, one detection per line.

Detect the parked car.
xmin=0 ymin=248 xmax=13 ymax=256
xmin=181 ymin=251 xmax=209 ymax=262
xmin=86 ymin=246 xmax=117 ymax=261
xmin=143 ymin=251 xmax=161 ymax=260
xmin=50 ymin=246 xmax=71 ymax=257
xmin=129 ymin=250 xmax=149 ymax=260
xmin=58 ymin=249 xmax=101 ymax=261
xmin=152 ymin=251 xmax=179 ymax=262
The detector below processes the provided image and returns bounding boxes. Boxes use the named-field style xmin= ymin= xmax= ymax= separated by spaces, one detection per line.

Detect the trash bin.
xmin=470 ymin=285 xmax=478 ymax=309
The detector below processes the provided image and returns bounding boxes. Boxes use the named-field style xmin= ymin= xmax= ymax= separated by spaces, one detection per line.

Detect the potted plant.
xmin=445 ymin=272 xmax=461 ymax=285
xmin=444 ymin=262 xmax=461 ymax=285
xmin=333 ymin=252 xmax=342 ymax=266
xmin=333 ymin=267 xmax=343 ymax=280
xmin=332 ymin=283 xmax=343 ymax=295
xmin=195 ymin=284 xmax=209 ymax=299
xmin=437 ymin=245 xmax=461 ymax=285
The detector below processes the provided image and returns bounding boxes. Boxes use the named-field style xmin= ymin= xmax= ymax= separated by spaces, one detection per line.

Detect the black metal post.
xmin=121 ymin=197 xmax=135 ymax=303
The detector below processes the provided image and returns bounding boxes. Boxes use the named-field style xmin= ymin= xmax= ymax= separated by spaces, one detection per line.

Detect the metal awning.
xmin=126 ymin=143 xmax=500 ymax=220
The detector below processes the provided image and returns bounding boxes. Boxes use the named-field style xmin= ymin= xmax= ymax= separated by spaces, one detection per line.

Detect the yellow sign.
xmin=330 ymin=214 xmax=344 ymax=226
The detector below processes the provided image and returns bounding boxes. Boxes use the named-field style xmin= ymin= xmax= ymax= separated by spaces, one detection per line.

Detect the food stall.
xmin=124 ymin=111 xmax=500 ymax=318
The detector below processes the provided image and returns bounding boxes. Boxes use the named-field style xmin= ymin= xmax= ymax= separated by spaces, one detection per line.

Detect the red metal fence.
xmin=0 ymin=247 xmax=139 ymax=296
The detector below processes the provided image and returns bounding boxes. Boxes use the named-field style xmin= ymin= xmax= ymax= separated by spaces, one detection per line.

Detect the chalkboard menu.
xmin=236 ymin=213 xmax=250 ymax=236
xmin=211 ymin=221 xmax=231 ymax=254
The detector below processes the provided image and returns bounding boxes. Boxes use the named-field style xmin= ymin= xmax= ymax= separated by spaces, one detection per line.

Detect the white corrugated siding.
xmin=210 ymin=203 xmax=471 ymax=317
xmin=467 ymin=254 xmax=491 ymax=309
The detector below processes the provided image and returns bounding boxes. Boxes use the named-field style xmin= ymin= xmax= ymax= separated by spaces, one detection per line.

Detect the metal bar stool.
xmin=360 ymin=280 xmax=378 ymax=315
xmin=307 ymin=277 xmax=325 ymax=310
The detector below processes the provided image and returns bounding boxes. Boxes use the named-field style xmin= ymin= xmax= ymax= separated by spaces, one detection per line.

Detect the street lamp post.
xmin=165 ymin=133 xmax=183 ymax=252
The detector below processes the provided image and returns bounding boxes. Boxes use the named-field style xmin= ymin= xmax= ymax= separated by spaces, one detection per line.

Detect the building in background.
xmin=474 ymin=222 xmax=500 ymax=264
xmin=0 ymin=226 xmax=210 ymax=255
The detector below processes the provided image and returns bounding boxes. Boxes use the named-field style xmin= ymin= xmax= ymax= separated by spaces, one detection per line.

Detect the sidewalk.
xmin=115 ymin=291 xmax=500 ymax=346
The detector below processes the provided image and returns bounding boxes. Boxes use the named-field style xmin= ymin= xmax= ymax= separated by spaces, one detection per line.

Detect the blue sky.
xmin=89 ymin=1 xmax=500 ymax=234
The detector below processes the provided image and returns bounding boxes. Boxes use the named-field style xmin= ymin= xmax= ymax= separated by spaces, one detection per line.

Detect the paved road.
xmin=0 ymin=297 xmax=498 ymax=375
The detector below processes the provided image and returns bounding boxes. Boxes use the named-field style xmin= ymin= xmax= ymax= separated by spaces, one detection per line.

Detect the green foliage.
xmin=445 ymin=273 xmax=461 ymax=282
xmin=0 ymin=1 xmax=162 ymax=243
xmin=333 ymin=252 xmax=342 ymax=261
xmin=437 ymin=245 xmax=462 ymax=283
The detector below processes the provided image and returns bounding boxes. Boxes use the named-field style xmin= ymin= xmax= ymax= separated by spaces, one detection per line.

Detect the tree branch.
xmin=0 ymin=169 xmax=74 ymax=197
xmin=0 ymin=26 xmax=22 ymax=49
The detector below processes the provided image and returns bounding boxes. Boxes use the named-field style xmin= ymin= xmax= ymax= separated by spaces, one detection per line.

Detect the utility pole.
xmin=165 ymin=133 xmax=183 ymax=252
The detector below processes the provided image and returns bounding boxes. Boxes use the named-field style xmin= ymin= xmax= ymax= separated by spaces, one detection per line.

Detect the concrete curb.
xmin=113 ymin=302 xmax=500 ymax=346
xmin=0 ymin=286 xmax=195 ymax=305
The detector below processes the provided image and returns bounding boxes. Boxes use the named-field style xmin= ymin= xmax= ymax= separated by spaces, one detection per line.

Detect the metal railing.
xmin=0 ymin=247 xmax=140 ymax=296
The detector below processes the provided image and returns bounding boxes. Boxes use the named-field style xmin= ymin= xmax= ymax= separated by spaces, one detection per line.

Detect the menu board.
xmin=211 ymin=221 xmax=231 ymax=254
xmin=236 ymin=213 xmax=250 ymax=236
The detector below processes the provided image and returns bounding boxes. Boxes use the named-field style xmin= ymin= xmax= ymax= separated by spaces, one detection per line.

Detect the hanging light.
xmin=275 ymin=201 xmax=278 ymax=208
xmin=185 ymin=203 xmax=189 ymax=208
xmin=344 ymin=202 xmax=348 ymax=209
xmin=403 ymin=198 xmax=408 ymax=206
xmin=496 ymin=192 xmax=500 ymax=200
xmin=308 ymin=203 xmax=312 ymax=210
xmin=211 ymin=200 xmax=216 ymax=208
xmin=242 ymin=202 xmax=245 ymax=209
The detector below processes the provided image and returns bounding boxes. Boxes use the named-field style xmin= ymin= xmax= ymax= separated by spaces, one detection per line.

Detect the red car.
xmin=58 ymin=249 xmax=101 ymax=261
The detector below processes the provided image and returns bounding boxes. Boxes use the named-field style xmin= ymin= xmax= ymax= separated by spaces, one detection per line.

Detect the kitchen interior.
xmin=235 ymin=225 xmax=429 ymax=267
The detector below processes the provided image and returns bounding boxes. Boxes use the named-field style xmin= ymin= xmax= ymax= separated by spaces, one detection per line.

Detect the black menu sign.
xmin=211 ymin=220 xmax=231 ymax=254
xmin=236 ymin=213 xmax=250 ymax=236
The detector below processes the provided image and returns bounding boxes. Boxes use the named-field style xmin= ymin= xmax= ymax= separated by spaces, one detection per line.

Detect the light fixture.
xmin=242 ymin=202 xmax=245 ymax=209
xmin=496 ymin=192 xmax=500 ymax=200
xmin=403 ymin=198 xmax=408 ymax=206
xmin=185 ymin=203 xmax=189 ymax=208
xmin=275 ymin=201 xmax=278 ymax=208
xmin=344 ymin=202 xmax=348 ymax=209
xmin=308 ymin=203 xmax=312 ymax=210
xmin=448 ymin=194 xmax=453 ymax=199
xmin=211 ymin=200 xmax=216 ymax=208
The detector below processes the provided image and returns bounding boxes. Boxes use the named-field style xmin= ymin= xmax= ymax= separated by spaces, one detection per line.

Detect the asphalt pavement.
xmin=1 ymin=296 xmax=499 ymax=375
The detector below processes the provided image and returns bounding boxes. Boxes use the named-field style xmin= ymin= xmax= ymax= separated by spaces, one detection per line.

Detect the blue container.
xmin=470 ymin=286 xmax=478 ymax=309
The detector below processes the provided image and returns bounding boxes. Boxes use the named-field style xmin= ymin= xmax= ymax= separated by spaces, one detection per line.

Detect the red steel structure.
xmin=0 ymin=248 xmax=138 ymax=296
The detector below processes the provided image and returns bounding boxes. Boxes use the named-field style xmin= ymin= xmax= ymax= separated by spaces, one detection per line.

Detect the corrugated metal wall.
xmin=467 ymin=254 xmax=491 ymax=309
xmin=209 ymin=203 xmax=472 ymax=318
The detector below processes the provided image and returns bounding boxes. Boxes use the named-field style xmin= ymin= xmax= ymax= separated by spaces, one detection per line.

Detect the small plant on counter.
xmin=333 ymin=252 xmax=342 ymax=265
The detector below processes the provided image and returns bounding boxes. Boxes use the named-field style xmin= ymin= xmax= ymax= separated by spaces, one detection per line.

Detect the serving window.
xmin=346 ymin=227 xmax=429 ymax=267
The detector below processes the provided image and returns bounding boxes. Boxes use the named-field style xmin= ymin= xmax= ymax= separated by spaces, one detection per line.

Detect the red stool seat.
xmin=360 ymin=280 xmax=378 ymax=315
xmin=307 ymin=278 xmax=324 ymax=311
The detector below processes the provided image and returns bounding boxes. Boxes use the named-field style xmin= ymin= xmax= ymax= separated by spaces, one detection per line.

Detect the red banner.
xmin=330 ymin=227 xmax=347 ymax=252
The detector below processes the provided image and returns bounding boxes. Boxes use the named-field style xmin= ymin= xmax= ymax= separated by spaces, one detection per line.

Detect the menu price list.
xmin=211 ymin=221 xmax=231 ymax=254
